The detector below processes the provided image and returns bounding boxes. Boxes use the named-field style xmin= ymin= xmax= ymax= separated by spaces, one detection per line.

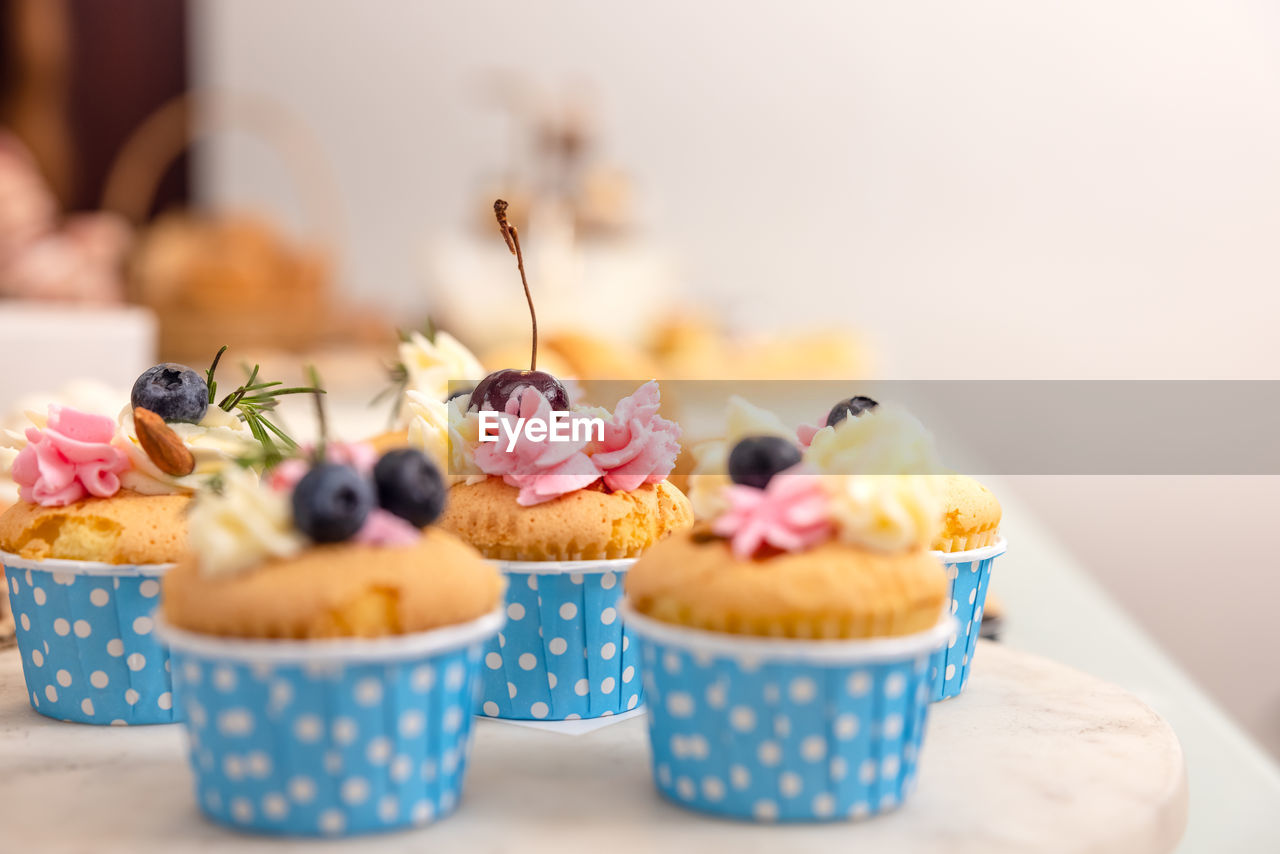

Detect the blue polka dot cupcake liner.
xmin=622 ymin=602 xmax=954 ymax=822
xmin=159 ymin=608 xmax=503 ymax=837
xmin=2 ymin=550 xmax=180 ymax=726
xmin=928 ymin=538 xmax=1007 ymax=702
xmin=478 ymin=559 xmax=642 ymax=721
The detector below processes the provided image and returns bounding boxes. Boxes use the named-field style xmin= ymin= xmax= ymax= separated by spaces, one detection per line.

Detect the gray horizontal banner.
xmin=440 ymin=380 xmax=1280 ymax=475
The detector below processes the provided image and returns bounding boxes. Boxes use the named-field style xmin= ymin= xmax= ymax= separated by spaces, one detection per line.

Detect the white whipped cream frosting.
xmin=115 ymin=404 xmax=256 ymax=495
xmin=186 ymin=466 xmax=305 ymax=578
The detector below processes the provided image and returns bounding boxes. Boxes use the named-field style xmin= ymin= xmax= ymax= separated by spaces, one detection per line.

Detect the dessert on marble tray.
xmin=412 ymin=200 xmax=694 ymax=722
xmin=690 ymin=394 xmax=1009 ymax=702
xmin=157 ymin=384 xmax=501 ymax=836
xmin=0 ymin=349 xmax=314 ymax=724
xmin=624 ymin=428 xmax=953 ymax=821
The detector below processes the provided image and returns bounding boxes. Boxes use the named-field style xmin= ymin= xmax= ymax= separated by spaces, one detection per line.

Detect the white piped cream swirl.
xmin=399 ymin=330 xmax=484 ymax=404
xmin=187 ymin=467 xmax=305 ymax=578
xmin=403 ymin=391 xmax=485 ymax=486
xmin=821 ymin=474 xmax=943 ymax=552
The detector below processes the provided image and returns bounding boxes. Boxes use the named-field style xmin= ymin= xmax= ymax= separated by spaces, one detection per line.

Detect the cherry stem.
xmin=494 ymin=199 xmax=537 ymax=370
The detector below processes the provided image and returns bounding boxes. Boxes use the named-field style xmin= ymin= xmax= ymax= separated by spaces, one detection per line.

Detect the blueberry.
xmin=727 ymin=435 xmax=802 ymax=490
xmin=446 ymin=385 xmax=474 ymax=402
xmin=825 ymin=395 xmax=879 ymax=427
xmin=131 ymin=363 xmax=209 ymax=424
xmin=468 ymin=369 xmax=569 ymax=411
xmin=291 ymin=464 xmax=374 ymax=543
xmin=373 ymin=448 xmax=447 ymax=527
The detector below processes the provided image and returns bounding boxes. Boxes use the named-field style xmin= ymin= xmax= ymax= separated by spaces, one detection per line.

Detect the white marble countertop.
xmin=0 ymin=641 xmax=1186 ymax=853
xmin=990 ymin=484 xmax=1280 ymax=853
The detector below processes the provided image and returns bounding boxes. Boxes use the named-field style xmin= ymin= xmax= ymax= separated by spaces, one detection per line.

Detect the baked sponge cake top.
xmin=0 ymin=490 xmax=189 ymax=564
xmin=162 ymin=448 xmax=502 ymax=640
xmin=933 ymin=474 xmax=1002 ymax=553
xmin=439 ymin=476 xmax=692 ymax=561
xmin=163 ymin=527 xmax=501 ymax=639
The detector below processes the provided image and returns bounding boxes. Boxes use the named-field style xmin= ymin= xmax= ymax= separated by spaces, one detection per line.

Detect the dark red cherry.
xmin=826 ymin=396 xmax=879 ymax=427
xmin=468 ymin=369 xmax=570 ymax=411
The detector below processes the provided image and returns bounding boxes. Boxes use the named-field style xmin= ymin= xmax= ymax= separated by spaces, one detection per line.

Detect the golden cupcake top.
xmin=933 ymin=473 xmax=1002 ymax=552
xmin=0 ymin=489 xmax=188 ymax=564
xmin=439 ymin=476 xmax=692 ymax=561
xmin=165 ymin=432 xmax=502 ymax=639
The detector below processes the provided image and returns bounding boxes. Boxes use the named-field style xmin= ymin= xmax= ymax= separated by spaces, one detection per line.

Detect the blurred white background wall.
xmin=192 ymin=0 xmax=1280 ymax=752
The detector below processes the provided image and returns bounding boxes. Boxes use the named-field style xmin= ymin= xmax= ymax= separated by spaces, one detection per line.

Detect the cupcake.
xmin=429 ymin=200 xmax=693 ymax=721
xmin=927 ymin=473 xmax=1005 ymax=700
xmin=0 ymin=352 xmax=304 ymax=724
xmin=624 ymin=453 xmax=951 ymax=822
xmin=160 ymin=440 xmax=504 ymax=836
xmin=801 ymin=397 xmax=1007 ymax=701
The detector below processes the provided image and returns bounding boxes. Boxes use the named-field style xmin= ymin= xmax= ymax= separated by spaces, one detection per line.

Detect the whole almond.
xmin=133 ymin=407 xmax=196 ymax=477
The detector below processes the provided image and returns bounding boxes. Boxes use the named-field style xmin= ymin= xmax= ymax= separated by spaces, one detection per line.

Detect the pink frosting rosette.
xmin=11 ymin=405 xmax=130 ymax=506
xmin=469 ymin=381 xmax=681 ymax=507
xmin=592 ymin=380 xmax=682 ymax=492
xmin=711 ymin=468 xmax=833 ymax=559
xmin=473 ymin=387 xmax=603 ymax=506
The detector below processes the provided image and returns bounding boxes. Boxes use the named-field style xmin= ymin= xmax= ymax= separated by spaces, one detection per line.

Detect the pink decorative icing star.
xmin=473 ymin=387 xmax=603 ymax=506
xmin=592 ymin=380 xmax=682 ymax=492
xmin=11 ymin=405 xmax=130 ymax=506
xmin=711 ymin=470 xmax=833 ymax=559
xmin=353 ymin=508 xmax=421 ymax=547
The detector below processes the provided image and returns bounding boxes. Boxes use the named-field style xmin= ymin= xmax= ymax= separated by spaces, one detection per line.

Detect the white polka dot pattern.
xmin=634 ymin=634 xmax=934 ymax=822
xmin=479 ymin=561 xmax=642 ymax=720
xmin=927 ymin=546 xmax=1003 ymax=702
xmin=4 ymin=559 xmax=180 ymax=725
xmin=168 ymin=635 xmax=491 ymax=835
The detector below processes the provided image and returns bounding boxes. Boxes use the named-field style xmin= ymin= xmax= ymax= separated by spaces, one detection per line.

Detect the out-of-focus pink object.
xmin=711 ymin=469 xmax=833 ymax=559
xmin=0 ymin=132 xmax=131 ymax=304
xmin=266 ymin=441 xmax=379 ymax=492
xmin=353 ymin=508 xmax=421 ymax=547
xmin=11 ymin=405 xmax=131 ymax=506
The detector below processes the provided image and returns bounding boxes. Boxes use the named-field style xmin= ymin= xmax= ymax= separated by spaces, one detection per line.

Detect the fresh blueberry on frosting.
xmin=727 ymin=435 xmax=802 ymax=490
xmin=373 ymin=448 xmax=447 ymax=527
xmin=291 ymin=463 xmax=375 ymax=543
xmin=825 ymin=395 xmax=879 ymax=427
xmin=131 ymin=363 xmax=209 ymax=424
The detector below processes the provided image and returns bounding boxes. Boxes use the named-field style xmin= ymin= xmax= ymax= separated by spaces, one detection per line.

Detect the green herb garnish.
xmin=204 ymin=346 xmax=322 ymax=466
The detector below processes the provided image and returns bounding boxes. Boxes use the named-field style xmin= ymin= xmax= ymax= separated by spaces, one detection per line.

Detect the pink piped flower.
xmin=11 ymin=405 xmax=130 ymax=506
xmin=592 ymin=380 xmax=682 ymax=492
xmin=473 ymin=387 xmax=603 ymax=506
xmin=712 ymin=470 xmax=833 ymax=559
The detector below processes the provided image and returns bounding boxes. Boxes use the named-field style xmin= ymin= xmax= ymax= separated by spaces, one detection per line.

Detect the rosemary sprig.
xmin=203 ymin=347 xmax=323 ymax=465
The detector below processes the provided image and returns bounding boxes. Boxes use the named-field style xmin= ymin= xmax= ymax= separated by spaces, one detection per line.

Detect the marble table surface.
xmin=0 ymin=640 xmax=1186 ymax=853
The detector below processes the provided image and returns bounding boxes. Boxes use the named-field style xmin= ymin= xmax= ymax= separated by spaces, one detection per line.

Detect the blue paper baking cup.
xmin=160 ymin=608 xmax=502 ymax=837
xmin=478 ymin=559 xmax=641 ymax=721
xmin=928 ymin=538 xmax=1007 ymax=702
xmin=623 ymin=603 xmax=954 ymax=822
xmin=2 ymin=550 xmax=180 ymax=725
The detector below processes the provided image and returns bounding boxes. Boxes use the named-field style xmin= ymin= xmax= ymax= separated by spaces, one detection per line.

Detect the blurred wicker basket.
xmin=102 ymin=93 xmax=347 ymax=364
